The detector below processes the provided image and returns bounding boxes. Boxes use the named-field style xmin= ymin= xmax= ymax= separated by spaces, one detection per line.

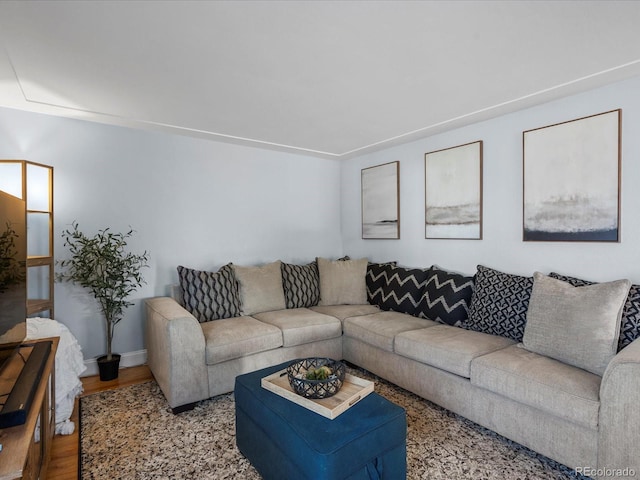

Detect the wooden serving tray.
xmin=261 ymin=368 xmax=374 ymax=420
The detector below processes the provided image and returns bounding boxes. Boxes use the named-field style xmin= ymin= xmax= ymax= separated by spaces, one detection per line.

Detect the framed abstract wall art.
xmin=425 ymin=141 xmax=483 ymax=239
xmin=361 ymin=161 xmax=400 ymax=239
xmin=523 ymin=109 xmax=621 ymax=242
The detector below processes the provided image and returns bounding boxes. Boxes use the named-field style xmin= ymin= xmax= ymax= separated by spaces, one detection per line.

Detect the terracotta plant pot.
xmin=97 ymin=353 xmax=121 ymax=381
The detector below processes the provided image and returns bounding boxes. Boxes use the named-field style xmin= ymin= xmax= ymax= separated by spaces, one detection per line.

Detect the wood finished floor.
xmin=46 ymin=365 xmax=153 ymax=480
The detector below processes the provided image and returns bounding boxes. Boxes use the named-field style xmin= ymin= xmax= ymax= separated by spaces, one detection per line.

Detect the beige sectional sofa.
xmin=145 ymin=258 xmax=640 ymax=478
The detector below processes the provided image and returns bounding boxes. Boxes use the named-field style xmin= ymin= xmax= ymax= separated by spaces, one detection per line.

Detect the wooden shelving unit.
xmin=0 ymin=160 xmax=54 ymax=318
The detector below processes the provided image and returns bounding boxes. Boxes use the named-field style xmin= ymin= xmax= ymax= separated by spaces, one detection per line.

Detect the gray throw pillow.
xmin=233 ymin=261 xmax=287 ymax=316
xmin=549 ymin=272 xmax=640 ymax=352
xmin=522 ymin=272 xmax=631 ymax=376
xmin=317 ymin=257 xmax=368 ymax=305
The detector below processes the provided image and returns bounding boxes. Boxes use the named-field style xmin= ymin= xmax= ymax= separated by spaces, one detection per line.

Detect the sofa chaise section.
xmin=343 ymin=333 xmax=601 ymax=472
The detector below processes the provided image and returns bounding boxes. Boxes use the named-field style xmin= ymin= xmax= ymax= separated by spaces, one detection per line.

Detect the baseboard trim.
xmin=81 ymin=349 xmax=147 ymax=377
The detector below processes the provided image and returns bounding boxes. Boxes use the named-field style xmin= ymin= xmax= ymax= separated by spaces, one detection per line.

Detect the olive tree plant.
xmin=56 ymin=222 xmax=149 ymax=360
xmin=0 ymin=222 xmax=25 ymax=294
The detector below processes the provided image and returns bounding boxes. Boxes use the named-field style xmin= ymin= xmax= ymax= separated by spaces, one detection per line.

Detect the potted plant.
xmin=57 ymin=221 xmax=149 ymax=381
xmin=0 ymin=222 xmax=25 ymax=294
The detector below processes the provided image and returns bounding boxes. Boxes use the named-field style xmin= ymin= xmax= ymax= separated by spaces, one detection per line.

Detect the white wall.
xmin=3 ymin=73 xmax=640 ymax=365
xmin=341 ymin=75 xmax=640 ymax=284
xmin=0 ymin=107 xmax=343 ymax=361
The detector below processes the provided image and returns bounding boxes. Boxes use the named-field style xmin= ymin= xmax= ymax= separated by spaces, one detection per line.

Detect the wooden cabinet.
xmin=0 ymin=337 xmax=57 ymax=480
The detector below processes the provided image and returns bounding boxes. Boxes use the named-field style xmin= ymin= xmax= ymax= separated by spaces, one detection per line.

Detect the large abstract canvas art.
xmin=361 ymin=161 xmax=399 ymax=239
xmin=523 ymin=109 xmax=621 ymax=242
xmin=425 ymin=141 xmax=483 ymax=239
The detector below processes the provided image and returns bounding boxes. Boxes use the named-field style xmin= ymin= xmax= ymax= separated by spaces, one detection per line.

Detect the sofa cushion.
xmin=550 ymin=272 xmax=640 ymax=352
xmin=310 ymin=304 xmax=380 ymax=321
xmin=233 ymin=261 xmax=287 ymax=316
xmin=394 ymin=324 xmax=515 ymax=378
xmin=470 ymin=344 xmax=601 ymax=429
xmin=465 ymin=265 xmax=533 ymax=342
xmin=177 ymin=264 xmax=241 ymax=322
xmin=281 ymin=261 xmax=320 ymax=309
xmin=201 ymin=316 xmax=283 ymax=365
xmin=317 ymin=257 xmax=368 ymax=305
xmin=417 ymin=266 xmax=474 ymax=326
xmin=366 ymin=263 xmax=431 ymax=316
xmin=522 ymin=272 xmax=630 ymax=376
xmin=253 ymin=308 xmax=342 ymax=347
xmin=343 ymin=311 xmax=438 ymax=353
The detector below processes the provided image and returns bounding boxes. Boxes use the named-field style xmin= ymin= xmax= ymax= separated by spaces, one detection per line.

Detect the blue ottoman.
xmin=235 ymin=361 xmax=407 ymax=480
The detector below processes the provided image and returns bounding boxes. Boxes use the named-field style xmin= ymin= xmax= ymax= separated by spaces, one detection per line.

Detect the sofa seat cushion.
xmin=394 ymin=325 xmax=515 ymax=378
xmin=470 ymin=344 xmax=601 ymax=429
xmin=343 ymin=311 xmax=438 ymax=353
xmin=201 ymin=316 xmax=283 ymax=365
xmin=310 ymin=304 xmax=380 ymax=321
xmin=253 ymin=308 xmax=342 ymax=347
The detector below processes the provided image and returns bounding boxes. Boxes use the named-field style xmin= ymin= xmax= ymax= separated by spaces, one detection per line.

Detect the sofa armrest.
xmin=598 ymin=337 xmax=640 ymax=474
xmin=145 ymin=297 xmax=209 ymax=410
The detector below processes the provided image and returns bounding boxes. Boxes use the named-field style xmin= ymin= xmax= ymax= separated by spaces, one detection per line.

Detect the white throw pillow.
xmin=233 ymin=261 xmax=286 ymax=316
xmin=317 ymin=257 xmax=368 ymax=305
xmin=522 ymin=272 xmax=631 ymax=375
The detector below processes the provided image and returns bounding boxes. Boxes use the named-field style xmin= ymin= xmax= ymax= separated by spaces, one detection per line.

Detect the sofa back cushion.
xmin=523 ymin=272 xmax=630 ymax=376
xmin=317 ymin=257 xmax=368 ymax=305
xmin=550 ymin=272 xmax=640 ymax=351
xmin=281 ymin=261 xmax=320 ymax=309
xmin=417 ymin=267 xmax=474 ymax=326
xmin=366 ymin=263 xmax=430 ymax=316
xmin=177 ymin=264 xmax=242 ymax=322
xmin=465 ymin=265 xmax=533 ymax=342
xmin=233 ymin=261 xmax=287 ymax=315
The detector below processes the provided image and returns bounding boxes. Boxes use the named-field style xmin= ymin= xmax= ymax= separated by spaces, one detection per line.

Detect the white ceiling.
xmin=1 ymin=0 xmax=640 ymax=160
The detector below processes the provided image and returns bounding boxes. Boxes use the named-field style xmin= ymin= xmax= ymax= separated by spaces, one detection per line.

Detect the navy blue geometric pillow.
xmin=177 ymin=264 xmax=241 ymax=322
xmin=418 ymin=266 xmax=474 ymax=326
xmin=549 ymin=272 xmax=638 ymax=352
xmin=366 ymin=263 xmax=431 ymax=316
xmin=465 ymin=265 xmax=533 ymax=342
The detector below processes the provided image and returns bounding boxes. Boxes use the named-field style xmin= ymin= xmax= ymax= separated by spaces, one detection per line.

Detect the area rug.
xmin=80 ymin=370 xmax=588 ymax=480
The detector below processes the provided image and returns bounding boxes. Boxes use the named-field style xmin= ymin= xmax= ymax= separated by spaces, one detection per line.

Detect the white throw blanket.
xmin=25 ymin=317 xmax=86 ymax=435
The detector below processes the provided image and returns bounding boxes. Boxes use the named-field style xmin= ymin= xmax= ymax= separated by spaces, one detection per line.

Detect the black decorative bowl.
xmin=287 ymin=358 xmax=346 ymax=399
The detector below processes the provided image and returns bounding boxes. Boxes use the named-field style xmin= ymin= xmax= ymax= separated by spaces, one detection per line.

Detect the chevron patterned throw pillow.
xmin=549 ymin=272 xmax=639 ymax=352
xmin=417 ymin=267 xmax=474 ymax=326
xmin=366 ymin=263 xmax=431 ymax=316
